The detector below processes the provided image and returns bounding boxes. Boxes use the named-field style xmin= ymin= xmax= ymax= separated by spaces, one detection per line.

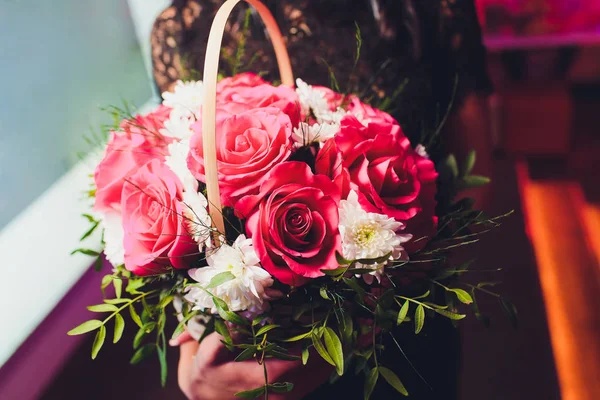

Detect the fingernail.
xmin=169 ymin=338 xmax=179 ymax=346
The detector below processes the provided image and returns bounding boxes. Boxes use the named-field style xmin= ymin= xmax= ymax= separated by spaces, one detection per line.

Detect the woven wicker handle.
xmin=202 ymin=0 xmax=294 ymax=244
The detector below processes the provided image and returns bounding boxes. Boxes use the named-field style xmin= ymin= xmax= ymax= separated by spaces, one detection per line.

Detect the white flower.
xmin=339 ymin=191 xmax=412 ymax=283
xmin=185 ymin=235 xmax=273 ymax=313
xmin=415 ymin=144 xmax=429 ymax=159
xmin=161 ymin=107 xmax=196 ymax=141
xmin=296 ymin=78 xmax=329 ymax=117
xmin=165 ymin=139 xmax=197 ymax=192
xmin=292 ymin=121 xmax=340 ymax=146
xmin=100 ymin=211 xmax=125 ymax=267
xmin=181 ymin=189 xmax=212 ymax=250
xmin=162 ymin=80 xmax=204 ymax=115
xmin=316 ymin=107 xmax=348 ymax=125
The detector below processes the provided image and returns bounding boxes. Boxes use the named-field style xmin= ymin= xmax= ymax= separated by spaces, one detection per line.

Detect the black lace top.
xmin=151 ymin=0 xmax=491 ymax=145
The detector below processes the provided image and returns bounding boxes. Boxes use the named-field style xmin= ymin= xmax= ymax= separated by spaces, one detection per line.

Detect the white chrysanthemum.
xmin=100 ymin=211 xmax=125 ymax=267
xmin=316 ymin=107 xmax=348 ymax=125
xmin=185 ymin=235 xmax=273 ymax=313
xmin=182 ymin=189 xmax=212 ymax=249
xmin=339 ymin=191 xmax=412 ymax=283
xmin=296 ymin=78 xmax=329 ymax=117
xmin=162 ymin=80 xmax=204 ymax=115
xmin=161 ymin=107 xmax=196 ymax=141
xmin=165 ymin=140 xmax=197 ymax=191
xmin=292 ymin=121 xmax=340 ymax=146
xmin=415 ymin=144 xmax=429 ymax=159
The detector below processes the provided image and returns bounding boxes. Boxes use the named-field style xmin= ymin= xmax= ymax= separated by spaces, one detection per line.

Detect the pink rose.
xmin=121 ymin=159 xmax=197 ymax=276
xmin=336 ymin=116 xmax=438 ymax=251
xmin=94 ymin=128 xmax=172 ymax=213
xmin=188 ymin=107 xmax=293 ymax=207
xmin=217 ymin=72 xmax=267 ymax=95
xmin=236 ymin=162 xmax=342 ymax=286
xmin=315 ymin=138 xmax=350 ymax=199
xmin=120 ymin=105 xmax=172 ymax=138
xmin=217 ymin=82 xmax=301 ymax=127
xmin=347 ymin=97 xmax=397 ymax=125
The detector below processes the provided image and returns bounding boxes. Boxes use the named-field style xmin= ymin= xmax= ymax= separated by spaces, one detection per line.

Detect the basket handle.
xmin=201 ymin=0 xmax=294 ymax=245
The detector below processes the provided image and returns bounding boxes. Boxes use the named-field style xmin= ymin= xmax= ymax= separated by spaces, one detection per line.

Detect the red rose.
xmin=94 ymin=113 xmax=172 ymax=213
xmin=347 ymin=97 xmax=397 ymax=125
xmin=315 ymin=138 xmax=350 ymax=199
xmin=217 ymin=72 xmax=267 ymax=95
xmin=217 ymin=81 xmax=301 ymax=127
xmin=187 ymin=107 xmax=293 ymax=207
xmin=121 ymin=159 xmax=197 ymax=275
xmin=236 ymin=162 xmax=342 ymax=286
xmin=336 ymin=116 xmax=438 ymax=252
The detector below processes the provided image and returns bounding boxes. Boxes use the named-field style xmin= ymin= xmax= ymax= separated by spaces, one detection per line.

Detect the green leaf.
xmin=252 ymin=314 xmax=267 ymax=327
xmin=94 ymin=255 xmax=103 ymax=272
xmin=80 ymin=221 xmax=100 ymax=241
xmin=282 ymin=331 xmax=312 ymax=342
xmin=301 ymin=345 xmax=309 ymax=365
xmin=256 ymin=324 xmax=280 ymax=336
xmin=126 ymin=278 xmax=145 ymax=295
xmin=129 ymin=305 xmax=143 ymax=329
xmin=270 ymin=351 xmax=301 ymax=361
xmin=113 ymin=314 xmax=125 ymax=343
xmin=133 ymin=327 xmax=147 ymax=349
xmin=343 ymin=277 xmax=366 ymax=298
xmin=206 ymin=271 xmax=236 ymax=289
xmin=434 ymin=309 xmax=466 ymax=320
xmin=157 ymin=344 xmax=168 ymax=387
xmin=214 ymin=318 xmax=233 ymax=345
xmin=68 ymin=319 xmax=103 ymax=336
xmin=270 ymin=382 xmax=294 ymax=393
xmin=355 ymin=252 xmax=392 ymax=265
xmin=364 ymin=367 xmax=379 ymax=400
xmin=450 ymin=288 xmax=473 ymax=304
xmin=397 ymin=301 xmax=409 ymax=325
xmin=500 ymin=297 xmax=519 ymax=328
xmin=91 ymin=325 xmax=106 ymax=359
xmin=81 ymin=213 xmax=97 ymax=223
xmin=341 ymin=312 xmax=353 ymax=344
xmin=323 ymin=327 xmax=344 ymax=376
xmin=158 ymin=295 xmax=174 ymax=309
xmin=319 ymin=287 xmax=330 ymax=300
xmin=234 ymin=347 xmax=256 ymax=362
xmin=87 ymin=304 xmax=118 ymax=313
xmin=101 ymin=275 xmax=113 ymax=290
xmin=311 ymin=334 xmax=335 ymax=366
xmin=445 ymin=154 xmax=459 ymax=179
xmin=335 ymin=251 xmax=353 ymax=265
xmin=234 ymin=386 xmax=265 ymax=398
xmin=113 ymin=278 xmax=123 ymax=299
xmin=71 ymin=248 xmax=100 ymax=257
xmin=212 ymin=296 xmax=248 ymax=326
xmin=461 ymin=175 xmax=490 ymax=188
xmin=130 ymin=343 xmax=156 ymax=365
xmin=379 ymin=367 xmax=408 ymax=396
xmin=463 ymin=150 xmax=476 ymax=177
xmin=414 ymin=304 xmax=425 ymax=334
xmin=104 ymin=298 xmax=130 ymax=305
xmin=414 ymin=290 xmax=431 ymax=300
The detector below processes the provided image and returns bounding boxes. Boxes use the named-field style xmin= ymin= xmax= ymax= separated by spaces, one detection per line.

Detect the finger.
xmin=178 ymin=339 xmax=200 ymax=398
xmin=170 ymin=330 xmax=193 ymax=347
xmin=196 ymin=331 xmax=234 ymax=367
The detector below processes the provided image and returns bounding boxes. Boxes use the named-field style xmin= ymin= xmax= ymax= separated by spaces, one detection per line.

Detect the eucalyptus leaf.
xmin=206 ymin=271 xmax=236 ymax=289
xmin=113 ymin=314 xmax=125 ymax=343
xmin=68 ymin=320 xmax=103 ymax=336
xmin=379 ymin=367 xmax=408 ymax=396
xmin=323 ymin=327 xmax=344 ymax=376
xmin=87 ymin=304 xmax=118 ymax=313
xmin=364 ymin=367 xmax=379 ymax=400
xmin=414 ymin=304 xmax=425 ymax=334
xmin=130 ymin=343 xmax=156 ymax=365
xmin=91 ymin=325 xmax=106 ymax=359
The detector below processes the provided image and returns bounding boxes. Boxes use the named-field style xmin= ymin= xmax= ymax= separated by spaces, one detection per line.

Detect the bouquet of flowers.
xmin=69 ymin=1 xmax=514 ymax=398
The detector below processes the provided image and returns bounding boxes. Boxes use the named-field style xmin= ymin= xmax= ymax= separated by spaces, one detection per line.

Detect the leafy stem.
xmin=103 ymin=290 xmax=159 ymax=325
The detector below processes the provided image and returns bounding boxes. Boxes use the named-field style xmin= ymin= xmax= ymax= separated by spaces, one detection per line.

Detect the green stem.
xmin=263 ymin=357 xmax=269 ymax=400
xmin=102 ymin=290 xmax=158 ymax=325
xmin=395 ymin=296 xmax=435 ymax=311
xmin=464 ymin=283 xmax=501 ymax=298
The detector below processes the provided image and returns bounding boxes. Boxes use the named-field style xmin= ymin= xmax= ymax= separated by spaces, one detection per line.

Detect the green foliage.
xmin=379 ymin=367 xmax=409 ymax=396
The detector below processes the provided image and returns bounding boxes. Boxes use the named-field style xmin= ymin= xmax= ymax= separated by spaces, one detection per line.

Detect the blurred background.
xmin=0 ymin=0 xmax=599 ymax=399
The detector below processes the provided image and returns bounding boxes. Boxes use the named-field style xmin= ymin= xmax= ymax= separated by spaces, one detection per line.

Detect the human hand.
xmin=172 ymin=330 xmax=333 ymax=400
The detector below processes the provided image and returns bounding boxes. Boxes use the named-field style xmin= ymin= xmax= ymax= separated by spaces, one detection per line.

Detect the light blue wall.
xmin=0 ymin=0 xmax=152 ymax=229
